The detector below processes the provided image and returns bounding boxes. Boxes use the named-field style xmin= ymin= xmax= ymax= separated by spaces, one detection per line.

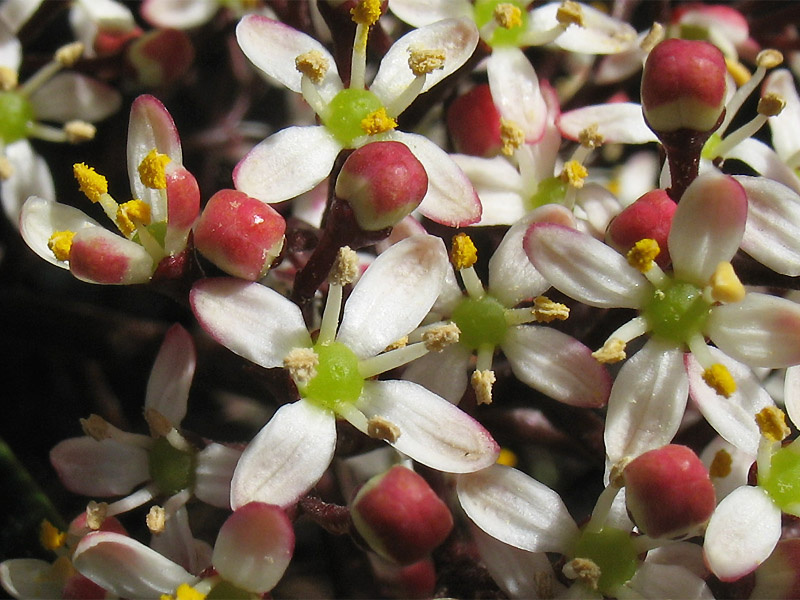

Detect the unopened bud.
xmin=606 ymin=189 xmax=677 ymax=268
xmin=446 ymin=84 xmax=502 ymax=157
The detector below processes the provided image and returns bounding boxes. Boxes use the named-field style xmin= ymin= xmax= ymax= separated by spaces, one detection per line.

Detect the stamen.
xmin=48 ymin=230 xmax=75 ymax=261
xmin=758 ymin=92 xmax=786 ymax=117
xmin=497 ymin=447 xmax=518 ymax=467
xmin=138 ymin=149 xmax=172 ymax=190
xmin=40 ymin=520 xmax=66 ymax=551
xmin=73 ymin=162 xmax=108 ymax=203
xmin=350 ymin=0 xmax=381 ymax=27
xmin=144 ymin=407 xmax=173 ymax=438
xmin=471 ymin=369 xmax=496 ymax=405
xmin=384 ymin=336 xmax=408 ymax=351
xmin=578 ymin=124 xmax=604 ymax=150
xmin=725 ymin=58 xmax=751 ymax=87
xmin=556 ymin=0 xmax=585 ymax=28
xmin=756 ymin=48 xmax=784 ymax=69
xmin=284 ymin=347 xmax=319 ymax=387
xmin=532 ymin=296 xmax=570 ymax=322
xmin=639 ymin=22 xmax=664 ymax=53
xmin=55 ymin=42 xmax=84 ymax=67
xmin=367 ymin=416 xmax=401 ymax=442
xmin=626 ymin=238 xmax=660 ymax=273
xmin=702 ymin=363 xmax=737 ymax=398
xmin=592 ymin=338 xmax=626 ymax=363
xmin=80 ymin=414 xmax=112 ymax=440
xmin=500 ymin=118 xmax=525 ymax=156
xmin=146 ymin=505 xmax=166 ymax=534
xmin=493 ymin=3 xmax=522 ymax=29
xmin=756 ymin=406 xmax=790 ymax=443
xmin=563 ymin=558 xmax=601 ymax=590
xmin=330 ymin=246 xmax=359 ymax=286
xmin=117 ymin=200 xmax=152 ymax=238
xmin=608 ymin=457 xmax=631 ymax=489
xmin=450 ymin=233 xmax=478 ymax=270
xmin=360 ymin=107 xmax=397 ymax=136
xmin=0 ymin=66 xmax=18 ymax=90
xmin=86 ymin=501 xmax=108 ymax=530
xmin=0 ymin=156 xmax=13 ymax=180
xmin=64 ymin=120 xmax=96 ymax=143
xmin=169 ymin=582 xmax=207 ymax=600
xmin=422 ymin=322 xmax=461 ymax=352
xmin=560 ymin=160 xmax=588 ymax=188
xmin=709 ymin=261 xmax=745 ymax=303
xmin=408 ymin=48 xmax=446 ymax=76
xmin=350 ymin=0 xmax=381 ymax=90
xmin=295 ymin=50 xmax=330 ymax=84
xmin=709 ymin=448 xmax=732 ymax=478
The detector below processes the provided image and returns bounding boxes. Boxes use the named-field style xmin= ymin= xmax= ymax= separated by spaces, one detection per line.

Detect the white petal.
xmin=0 ymin=0 xmax=41 ymax=34
xmin=30 ymin=73 xmax=121 ymax=123
xmin=190 ymin=278 xmax=311 ymax=369
xmin=785 ymin=365 xmax=800 ymax=431
xmin=387 ymin=0 xmax=472 ymax=27
xmin=707 ymin=293 xmax=800 ymax=369
xmin=235 ymin=14 xmax=341 ymax=96
xmin=2 ymin=141 xmax=54 ymax=226
xmin=338 ymin=234 xmax=448 ymax=358
xmin=73 ymin=531 xmax=197 ymax=598
xmin=49 ymin=437 xmax=150 ymax=496
xmin=504 ymin=326 xmax=611 ymax=408
xmin=704 ymin=486 xmax=781 ymax=581
xmin=194 ymin=442 xmax=241 ymax=509
xmin=0 ymin=559 xmax=64 ymax=600
xmin=356 ymin=380 xmax=499 ymax=472
xmin=145 ymin=324 xmax=195 ymax=425
xmin=644 ymin=541 xmax=708 ymax=579
xmin=402 ymin=344 xmax=471 ymax=404
xmin=623 ymin=563 xmax=715 ymax=599
xmin=457 ymin=464 xmax=579 ymax=554
xmin=558 ymin=103 xmax=657 ymax=145
xmin=764 ymin=69 xmax=800 ymax=162
xmin=574 ymin=182 xmax=622 ymax=240
xmin=150 ymin=506 xmax=208 ymax=575
xmin=370 ymin=17 xmax=478 ymax=105
xmin=528 ymin=2 xmax=637 ymax=54
xmin=669 ymin=172 xmax=747 ymax=285
xmin=604 ymin=339 xmax=688 ymax=464
xmin=141 ymin=0 xmax=220 ymax=29
xmin=381 ymin=131 xmax=482 ymax=226
xmin=736 ymin=175 xmax=800 ymax=276
xmin=230 ymin=400 xmax=336 ymax=509
xmin=487 ymin=47 xmax=547 ymax=143
xmin=233 ymin=126 xmax=341 ymax=204
xmin=723 ymin=138 xmax=800 ymax=195
xmin=686 ymin=349 xmax=774 ymax=456
xmin=452 ymin=153 xmax=523 ymax=195
xmin=524 ymin=223 xmax=651 ymax=308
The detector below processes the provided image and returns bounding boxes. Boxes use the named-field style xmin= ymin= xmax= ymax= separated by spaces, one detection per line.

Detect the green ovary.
xmin=451 ymin=296 xmax=508 ymax=350
xmin=301 ymin=342 xmax=364 ymax=411
xmin=760 ymin=443 xmax=800 ymax=516
xmin=642 ymin=281 xmax=711 ymax=344
xmin=473 ymin=0 xmax=529 ymax=47
xmin=526 ymin=176 xmax=568 ymax=211
xmin=207 ymin=581 xmax=252 ymax=600
xmin=0 ymin=92 xmax=34 ymax=144
xmin=322 ymin=88 xmax=384 ymax=146
xmin=573 ymin=527 xmax=638 ymax=596
xmin=148 ymin=437 xmax=196 ymax=496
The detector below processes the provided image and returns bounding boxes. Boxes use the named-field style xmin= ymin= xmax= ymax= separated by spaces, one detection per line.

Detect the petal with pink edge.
xmin=487 ymin=47 xmax=547 ymax=143
xmin=0 ymin=559 xmax=63 ymax=600
xmin=559 ymin=103 xmax=657 ymax=144
xmin=19 ymin=196 xmax=99 ymax=269
xmin=144 ymin=324 xmax=195 ymax=425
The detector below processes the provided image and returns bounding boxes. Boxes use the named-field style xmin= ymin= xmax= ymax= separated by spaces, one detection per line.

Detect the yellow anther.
xmin=560 ymin=160 xmax=588 ymax=188
xmin=80 ymin=414 xmax=111 ymax=441
xmin=0 ymin=65 xmax=18 ymax=91
xmin=384 ymin=336 xmax=408 ymax=352
xmin=450 ymin=232 xmax=478 ymax=270
xmin=55 ymin=42 xmax=84 ymax=67
xmin=39 ymin=520 xmax=66 ymax=551
xmin=702 ymin=363 xmax=737 ymax=398
xmin=578 ymin=124 xmax=604 ymax=149
xmin=47 ymin=230 xmax=75 ymax=262
xmin=709 ymin=448 xmax=733 ymax=479
xmin=497 ymin=447 xmax=518 ymax=468
xmin=500 ymin=118 xmax=525 ymax=156
xmin=532 ymin=296 xmax=570 ymax=322
xmin=609 ymin=457 xmax=632 ymax=488
xmin=64 ymin=120 xmax=96 ymax=143
xmin=556 ymin=0 xmax=585 ymax=27
xmin=284 ymin=347 xmax=319 ymax=386
xmin=350 ymin=0 xmax=382 ymax=26
xmin=472 ymin=369 xmax=496 ymax=405
xmin=86 ymin=501 xmax=108 ymax=530
xmin=756 ymin=49 xmax=784 ymax=69
xmin=639 ymin=22 xmax=664 ymax=53
xmin=295 ymin=50 xmax=329 ymax=83
xmin=626 ymin=238 xmax=660 ymax=273
xmin=563 ymin=557 xmax=601 ymax=590
xmin=710 ymin=261 xmax=745 ymax=303
xmin=758 ymin=92 xmax=786 ymax=117
xmin=144 ymin=407 xmax=173 ymax=438
xmin=592 ymin=338 xmax=626 ymax=363
xmin=756 ymin=406 xmax=791 ymax=443
xmin=367 ymin=416 xmax=401 ymax=442
xmin=330 ymin=245 xmax=359 ymax=286
xmin=117 ymin=200 xmax=152 ymax=237
xmin=725 ymin=57 xmax=751 ymax=87
xmin=73 ymin=162 xmax=108 ymax=202
xmin=360 ymin=107 xmax=397 ymax=135
xmin=494 ymin=3 xmax=523 ymax=29
xmin=408 ymin=48 xmax=446 ymax=76
xmin=169 ymin=582 xmax=207 ymax=600
xmin=138 ymin=148 xmax=172 ymax=190
xmin=422 ymin=322 xmax=461 ymax=352
xmin=147 ymin=505 xmax=167 ymax=534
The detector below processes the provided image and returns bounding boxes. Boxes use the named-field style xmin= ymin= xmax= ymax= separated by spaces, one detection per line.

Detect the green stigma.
xmin=148 ymin=437 xmax=196 ymax=496
xmin=526 ymin=176 xmax=568 ymax=211
xmin=451 ymin=295 xmax=508 ymax=350
xmin=0 ymin=92 xmax=34 ymax=144
xmin=643 ymin=281 xmax=711 ymax=344
xmin=322 ymin=88 xmax=384 ymax=146
xmin=759 ymin=441 xmax=800 ymax=517
xmin=573 ymin=527 xmax=638 ymax=596
xmin=301 ymin=342 xmax=364 ymax=411
xmin=473 ymin=0 xmax=529 ymax=47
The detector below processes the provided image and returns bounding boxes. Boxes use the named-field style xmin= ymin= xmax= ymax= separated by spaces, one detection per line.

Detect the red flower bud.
xmin=606 ymin=189 xmax=677 ymax=268
xmin=447 ymin=84 xmax=503 ymax=157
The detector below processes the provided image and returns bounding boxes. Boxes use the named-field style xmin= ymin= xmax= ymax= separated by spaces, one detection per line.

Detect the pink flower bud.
xmin=605 ymin=189 xmax=677 ymax=267
xmin=193 ymin=189 xmax=286 ymax=281
xmin=623 ymin=444 xmax=716 ymax=539
xmin=335 ymin=141 xmax=428 ymax=231
xmin=351 ymin=465 xmax=453 ymax=565
xmin=166 ymin=165 xmax=201 ymax=232
xmin=447 ymin=84 xmax=502 ymax=157
xmin=641 ymin=39 xmax=727 ymax=134
xmin=62 ymin=574 xmax=108 ymax=600
xmin=125 ymin=29 xmax=194 ymax=88
xmin=751 ymin=538 xmax=800 ymax=599
xmin=69 ymin=228 xmax=154 ymax=284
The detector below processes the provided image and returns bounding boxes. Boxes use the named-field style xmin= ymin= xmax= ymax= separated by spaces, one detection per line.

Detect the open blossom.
xmin=190 ymin=235 xmax=500 ymax=509
xmin=233 ymin=1 xmax=482 ymax=226
xmin=524 ymin=171 xmax=800 ymax=464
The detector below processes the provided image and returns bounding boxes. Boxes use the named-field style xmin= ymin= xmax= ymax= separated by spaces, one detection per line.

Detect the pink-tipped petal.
xmin=559 ymin=103 xmax=658 ymax=145
xmin=145 ymin=324 xmax=195 ymax=426
xmin=486 ymin=47 xmax=547 ymax=143
xmin=68 ymin=227 xmax=154 ymax=285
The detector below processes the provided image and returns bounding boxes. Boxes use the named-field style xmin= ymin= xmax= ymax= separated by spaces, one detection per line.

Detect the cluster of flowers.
xmin=3 ymin=0 xmax=800 ymax=598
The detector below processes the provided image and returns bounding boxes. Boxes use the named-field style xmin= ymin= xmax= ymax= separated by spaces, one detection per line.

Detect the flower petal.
xmin=0 ymin=559 xmax=64 ymax=600
xmin=144 ymin=324 xmax=195 ymax=425
xmin=387 ymin=0 xmax=473 ymax=27
xmin=457 ymin=464 xmax=580 ymax=555
xmin=707 ymin=293 xmax=800 ymax=368
xmin=356 ymin=380 xmax=500 ymax=473
xmin=230 ymin=400 xmax=336 ymax=509
xmin=338 ymin=234 xmax=448 ymax=358
xmin=233 ymin=126 xmax=341 ymax=204
xmin=764 ymin=69 xmax=800 ymax=163
xmin=30 ymin=73 xmax=121 ymax=123
xmin=723 ymin=138 xmax=800 ymax=195
xmin=504 ymin=326 xmax=611 ymax=408
xmin=623 ymin=563 xmax=715 ymax=599
xmin=190 ymin=278 xmax=311 ymax=369
xmin=704 ymin=486 xmax=781 ymax=581
xmin=194 ymin=442 xmax=241 ymax=509
xmin=604 ymin=338 xmax=688 ymax=464
xmin=486 ymin=47 xmax=547 ymax=143
xmin=528 ymin=2 xmax=637 ymax=54
xmin=559 ymin=102 xmax=658 ymax=145
xmin=785 ymin=365 xmax=800 ymax=431
xmin=524 ymin=222 xmax=650 ymax=308
xmin=141 ymin=0 xmax=220 ymax=29
xmin=2 ymin=142 xmax=54 ymax=226
xmin=402 ymin=344 xmax=471 ymax=404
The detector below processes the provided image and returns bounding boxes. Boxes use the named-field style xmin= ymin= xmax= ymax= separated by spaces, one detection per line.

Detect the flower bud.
xmin=447 ymin=84 xmax=503 ymax=157
xmin=335 ymin=141 xmax=428 ymax=231
xmin=605 ymin=189 xmax=677 ymax=268
xmin=125 ymin=29 xmax=194 ymax=88
xmin=623 ymin=444 xmax=716 ymax=538
xmin=641 ymin=38 xmax=727 ymax=134
xmin=166 ymin=165 xmax=201 ymax=233
xmin=351 ymin=465 xmax=453 ymax=565
xmin=193 ymin=189 xmax=286 ymax=281
xmin=751 ymin=538 xmax=800 ymax=599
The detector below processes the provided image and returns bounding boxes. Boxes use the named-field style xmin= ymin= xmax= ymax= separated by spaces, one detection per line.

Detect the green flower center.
xmin=148 ymin=437 xmax=196 ymax=496
xmin=526 ymin=176 xmax=568 ymax=211
xmin=0 ymin=91 xmax=34 ymax=144
xmin=322 ymin=88 xmax=384 ymax=146
xmin=451 ymin=295 xmax=508 ymax=350
xmin=701 ymin=132 xmax=723 ymax=160
xmin=573 ymin=527 xmax=638 ymax=596
xmin=643 ymin=281 xmax=711 ymax=344
xmin=301 ymin=342 xmax=364 ymax=411
xmin=206 ymin=581 xmax=252 ymax=600
xmin=759 ymin=442 xmax=800 ymax=516
xmin=473 ymin=0 xmax=529 ymax=47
